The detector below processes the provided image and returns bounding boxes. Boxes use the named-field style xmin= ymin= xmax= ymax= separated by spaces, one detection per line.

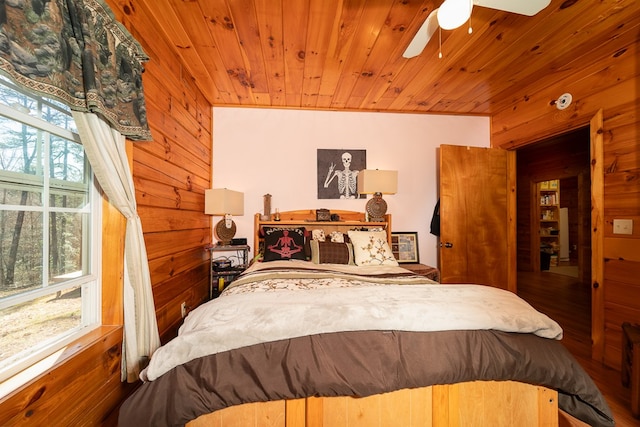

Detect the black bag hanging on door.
xmin=430 ymin=199 xmax=440 ymax=236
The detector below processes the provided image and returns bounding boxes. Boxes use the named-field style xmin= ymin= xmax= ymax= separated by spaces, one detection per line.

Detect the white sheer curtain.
xmin=72 ymin=111 xmax=160 ymax=382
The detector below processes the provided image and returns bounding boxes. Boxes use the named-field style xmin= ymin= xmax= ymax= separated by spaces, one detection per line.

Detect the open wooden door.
xmin=439 ymin=145 xmax=516 ymax=291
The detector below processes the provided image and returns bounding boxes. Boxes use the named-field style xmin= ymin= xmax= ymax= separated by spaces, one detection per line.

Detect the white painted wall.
xmin=212 ymin=107 xmax=489 ymax=267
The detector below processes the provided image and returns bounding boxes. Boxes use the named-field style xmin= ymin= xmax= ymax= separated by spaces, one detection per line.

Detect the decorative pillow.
xmin=311 ymin=229 xmax=326 ymax=241
xmin=329 ymin=231 xmax=346 ymax=243
xmin=347 ymin=230 xmax=399 ymax=266
xmin=310 ymin=240 xmax=354 ymax=265
xmin=262 ymin=227 xmax=307 ymax=262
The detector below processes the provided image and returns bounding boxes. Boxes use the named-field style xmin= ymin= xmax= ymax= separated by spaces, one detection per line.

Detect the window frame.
xmin=0 ymin=83 xmax=102 ymax=384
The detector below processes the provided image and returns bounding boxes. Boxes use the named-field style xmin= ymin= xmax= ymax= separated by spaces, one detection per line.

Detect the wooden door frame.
xmin=590 ymin=109 xmax=605 ymax=362
xmin=511 ymin=109 xmax=604 ymax=361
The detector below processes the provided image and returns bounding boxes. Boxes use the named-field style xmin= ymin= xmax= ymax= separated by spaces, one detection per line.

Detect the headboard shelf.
xmin=254 ymin=210 xmax=392 ymax=255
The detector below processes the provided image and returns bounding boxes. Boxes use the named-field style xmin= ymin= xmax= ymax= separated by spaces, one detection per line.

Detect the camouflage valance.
xmin=0 ymin=0 xmax=151 ymax=141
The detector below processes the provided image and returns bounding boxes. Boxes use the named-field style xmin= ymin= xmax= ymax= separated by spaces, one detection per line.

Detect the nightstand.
xmin=401 ymin=263 xmax=440 ymax=282
xmin=207 ymin=244 xmax=250 ymax=299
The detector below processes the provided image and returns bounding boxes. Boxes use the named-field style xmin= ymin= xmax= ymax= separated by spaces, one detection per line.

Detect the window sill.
xmin=0 ymin=325 xmax=120 ymax=400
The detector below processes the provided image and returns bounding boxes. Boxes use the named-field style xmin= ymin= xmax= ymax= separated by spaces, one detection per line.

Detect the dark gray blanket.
xmin=118 ymin=329 xmax=614 ymax=427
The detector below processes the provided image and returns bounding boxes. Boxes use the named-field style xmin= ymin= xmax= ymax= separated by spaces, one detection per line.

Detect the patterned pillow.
xmin=262 ymin=227 xmax=307 ymax=262
xmin=347 ymin=230 xmax=399 ymax=266
xmin=311 ymin=229 xmax=326 ymax=241
xmin=310 ymin=240 xmax=354 ymax=265
xmin=329 ymin=231 xmax=346 ymax=243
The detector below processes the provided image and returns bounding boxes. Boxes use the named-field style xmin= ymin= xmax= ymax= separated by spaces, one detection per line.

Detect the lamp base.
xmin=365 ymin=193 xmax=387 ymax=222
xmin=215 ymin=218 xmax=237 ymax=246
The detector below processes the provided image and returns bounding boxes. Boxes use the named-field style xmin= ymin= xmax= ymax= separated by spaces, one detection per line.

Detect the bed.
xmin=118 ymin=210 xmax=614 ymax=427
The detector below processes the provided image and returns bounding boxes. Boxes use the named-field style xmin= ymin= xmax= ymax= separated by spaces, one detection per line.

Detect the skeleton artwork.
xmin=323 ymin=152 xmax=359 ymax=199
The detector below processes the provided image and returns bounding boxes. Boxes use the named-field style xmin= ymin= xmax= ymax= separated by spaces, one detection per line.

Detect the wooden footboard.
xmin=187 ymin=381 xmax=559 ymax=427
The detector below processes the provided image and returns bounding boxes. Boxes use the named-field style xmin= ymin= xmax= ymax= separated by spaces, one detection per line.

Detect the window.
xmin=0 ymin=77 xmax=101 ymax=382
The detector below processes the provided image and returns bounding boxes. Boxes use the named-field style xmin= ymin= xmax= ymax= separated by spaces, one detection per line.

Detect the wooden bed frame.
xmin=186 ymin=209 xmax=579 ymax=427
xmin=188 ymin=381 xmax=560 ymax=426
xmin=253 ymin=209 xmax=392 ymax=254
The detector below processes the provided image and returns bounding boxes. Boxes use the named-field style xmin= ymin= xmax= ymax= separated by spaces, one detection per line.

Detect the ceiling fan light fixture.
xmin=438 ymin=0 xmax=473 ymax=30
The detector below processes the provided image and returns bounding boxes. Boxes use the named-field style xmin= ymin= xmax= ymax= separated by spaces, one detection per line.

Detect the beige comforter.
xmin=141 ymin=260 xmax=562 ymax=381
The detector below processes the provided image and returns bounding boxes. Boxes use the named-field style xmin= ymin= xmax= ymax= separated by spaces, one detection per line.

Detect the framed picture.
xmin=391 ymin=232 xmax=419 ymax=263
xmin=317 ymin=149 xmax=367 ymax=200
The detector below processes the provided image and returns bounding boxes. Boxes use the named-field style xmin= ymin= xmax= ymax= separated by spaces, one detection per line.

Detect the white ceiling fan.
xmin=402 ymin=0 xmax=551 ymax=58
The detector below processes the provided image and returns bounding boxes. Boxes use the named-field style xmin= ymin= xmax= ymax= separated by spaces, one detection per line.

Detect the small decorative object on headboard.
xmin=261 ymin=194 xmax=272 ymax=221
xmin=316 ymin=209 xmax=331 ymax=221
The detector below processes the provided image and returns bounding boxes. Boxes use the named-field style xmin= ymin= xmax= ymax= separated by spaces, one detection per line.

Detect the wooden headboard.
xmin=254 ymin=210 xmax=392 ymax=254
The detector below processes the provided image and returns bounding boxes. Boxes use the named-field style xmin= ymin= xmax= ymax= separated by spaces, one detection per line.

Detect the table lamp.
xmin=205 ymin=188 xmax=244 ymax=245
xmin=357 ymin=169 xmax=398 ymax=222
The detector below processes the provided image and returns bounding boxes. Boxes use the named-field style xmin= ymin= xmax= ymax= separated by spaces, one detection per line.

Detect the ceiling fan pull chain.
xmin=438 ymin=27 xmax=443 ymax=59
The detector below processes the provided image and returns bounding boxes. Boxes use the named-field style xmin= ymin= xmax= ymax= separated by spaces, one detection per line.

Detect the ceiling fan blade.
xmin=403 ymin=9 xmax=439 ymax=59
xmin=473 ymin=0 xmax=551 ymax=16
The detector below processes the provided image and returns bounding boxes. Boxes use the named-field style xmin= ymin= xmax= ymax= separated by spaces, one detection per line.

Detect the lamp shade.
xmin=358 ymin=170 xmax=398 ymax=195
xmin=437 ymin=0 xmax=473 ymax=30
xmin=205 ymin=188 xmax=244 ymax=216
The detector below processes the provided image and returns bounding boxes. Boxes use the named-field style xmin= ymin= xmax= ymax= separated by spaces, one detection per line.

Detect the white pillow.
xmin=311 ymin=229 xmax=326 ymax=241
xmin=347 ymin=230 xmax=399 ymax=267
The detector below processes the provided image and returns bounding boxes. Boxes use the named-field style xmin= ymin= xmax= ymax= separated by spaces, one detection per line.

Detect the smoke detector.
xmin=556 ymin=93 xmax=572 ymax=110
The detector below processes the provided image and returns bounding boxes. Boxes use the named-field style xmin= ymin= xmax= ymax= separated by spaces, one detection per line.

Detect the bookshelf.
xmin=539 ymin=180 xmax=560 ymax=269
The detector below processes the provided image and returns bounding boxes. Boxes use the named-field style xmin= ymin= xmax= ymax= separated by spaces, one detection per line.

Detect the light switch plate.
xmin=613 ymin=219 xmax=633 ymax=235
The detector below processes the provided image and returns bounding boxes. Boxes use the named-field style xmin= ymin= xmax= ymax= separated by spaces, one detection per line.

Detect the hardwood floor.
xmin=518 ymin=270 xmax=638 ymax=427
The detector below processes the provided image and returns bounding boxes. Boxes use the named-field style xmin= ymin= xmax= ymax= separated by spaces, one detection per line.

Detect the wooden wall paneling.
xmin=605 ymin=258 xmax=640 ymax=284
xmin=152 ymin=266 xmax=209 ymax=313
xmin=515 ymin=178 xmax=534 ymax=271
xmin=140 ymin=125 xmax=206 ymax=188
xmin=494 ymin=75 xmax=637 ymax=150
xmin=134 ymin=174 xmax=197 ymax=210
xmin=494 ymin=27 xmax=640 ymax=371
xmin=122 ymin=0 xmax=221 ymax=105
xmin=148 ymin=246 xmax=209 ymax=285
xmin=0 ymin=327 xmax=132 ymax=426
xmin=254 ymin=0 xmax=286 ymax=107
xmin=313 ymin=1 xmax=361 ymax=108
xmin=195 ymin=1 xmax=266 ymax=104
xmin=111 ymin=1 xmax=188 ymax=88
xmin=409 ymin=8 xmax=531 ymax=113
xmin=492 ymin=40 xmax=639 ymax=148
xmin=144 ymin=228 xmax=210 ymax=261
xmin=225 ymin=0 xmax=271 ymax=104
xmin=102 ymin=197 xmax=126 ymax=326
xmin=328 ymin=2 xmax=392 ymax=110
xmin=485 ymin=2 xmax=640 ymax=117
xmin=104 ymin=1 xmax=640 ymax=117
xmin=140 ymin=105 xmax=212 ymax=169
xmin=359 ymin=0 xmax=422 ymax=111
xmin=133 ymin=163 xmax=208 ymax=210
xmin=133 ymin=175 xmax=194 ymax=210
xmin=109 ymin=0 xmax=213 ymax=358
xmin=604 ymin=238 xmax=640 ymax=263
xmin=138 ymin=206 xmax=210 ymax=234
xmin=281 ymin=0 xmax=310 ymax=106
xmin=299 ymin=0 xmax=340 ymax=109
xmin=155 ymin=279 xmax=209 ymax=341
xmin=603 ymin=294 xmax=640 ymax=369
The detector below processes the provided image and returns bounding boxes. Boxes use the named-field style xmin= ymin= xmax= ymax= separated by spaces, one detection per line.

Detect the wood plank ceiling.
xmin=133 ymin=0 xmax=640 ymax=115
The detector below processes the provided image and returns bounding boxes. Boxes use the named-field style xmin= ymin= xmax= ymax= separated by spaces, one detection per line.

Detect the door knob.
xmin=440 ymin=242 xmax=453 ymax=248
